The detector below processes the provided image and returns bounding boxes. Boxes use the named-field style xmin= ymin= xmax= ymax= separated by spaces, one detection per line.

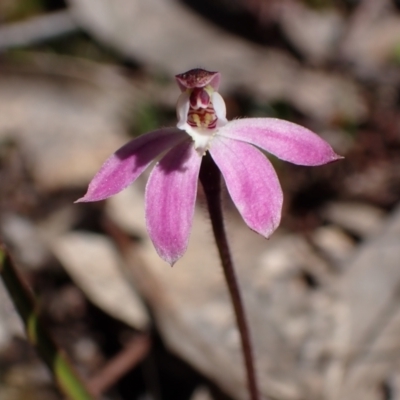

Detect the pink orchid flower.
xmin=77 ymin=69 xmax=341 ymax=265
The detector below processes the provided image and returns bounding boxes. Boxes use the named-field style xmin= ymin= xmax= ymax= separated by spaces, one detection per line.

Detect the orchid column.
xmin=77 ymin=69 xmax=341 ymax=399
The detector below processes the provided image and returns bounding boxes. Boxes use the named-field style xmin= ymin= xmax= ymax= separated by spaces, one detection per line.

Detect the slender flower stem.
xmin=0 ymin=245 xmax=94 ymax=400
xmin=199 ymin=154 xmax=260 ymax=400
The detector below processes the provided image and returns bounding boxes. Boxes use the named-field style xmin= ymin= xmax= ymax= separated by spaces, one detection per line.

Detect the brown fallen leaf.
xmin=51 ymin=231 xmax=150 ymax=330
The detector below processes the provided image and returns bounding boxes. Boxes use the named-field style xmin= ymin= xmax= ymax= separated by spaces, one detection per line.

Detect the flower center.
xmin=175 ymin=69 xmax=228 ymax=154
xmin=187 ymin=87 xmax=218 ymax=130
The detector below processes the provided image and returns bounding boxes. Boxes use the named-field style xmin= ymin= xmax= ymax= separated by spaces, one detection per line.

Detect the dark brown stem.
xmin=199 ymin=154 xmax=260 ymax=400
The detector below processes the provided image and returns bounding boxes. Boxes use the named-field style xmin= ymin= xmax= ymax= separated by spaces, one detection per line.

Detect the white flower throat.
xmin=176 ymin=85 xmax=228 ymax=154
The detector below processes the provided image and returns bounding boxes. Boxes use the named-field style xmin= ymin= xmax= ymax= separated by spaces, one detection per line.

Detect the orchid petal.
xmin=209 ymin=137 xmax=283 ymax=238
xmin=212 ymin=91 xmax=228 ymax=127
xmin=176 ymin=91 xmax=190 ymax=130
xmin=218 ymin=118 xmax=341 ymax=166
xmin=77 ymin=128 xmax=186 ymax=202
xmin=145 ymin=139 xmax=202 ymax=265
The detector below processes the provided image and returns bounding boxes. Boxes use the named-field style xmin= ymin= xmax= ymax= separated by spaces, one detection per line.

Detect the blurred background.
xmin=1 ymin=0 xmax=400 ymax=399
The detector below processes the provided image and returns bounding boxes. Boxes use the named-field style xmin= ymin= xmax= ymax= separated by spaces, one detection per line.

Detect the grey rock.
xmin=312 ymin=225 xmax=356 ymax=266
xmin=322 ymin=202 xmax=386 ymax=239
xmin=1 ymin=214 xmax=49 ymax=270
xmin=190 ymin=386 xmax=214 ymax=400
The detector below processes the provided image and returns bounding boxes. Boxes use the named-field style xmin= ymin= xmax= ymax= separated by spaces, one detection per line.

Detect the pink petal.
xmin=145 ymin=140 xmax=202 ymax=265
xmin=209 ymin=136 xmax=283 ymax=238
xmin=77 ymin=128 xmax=186 ymax=202
xmin=218 ymin=118 xmax=342 ymax=166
